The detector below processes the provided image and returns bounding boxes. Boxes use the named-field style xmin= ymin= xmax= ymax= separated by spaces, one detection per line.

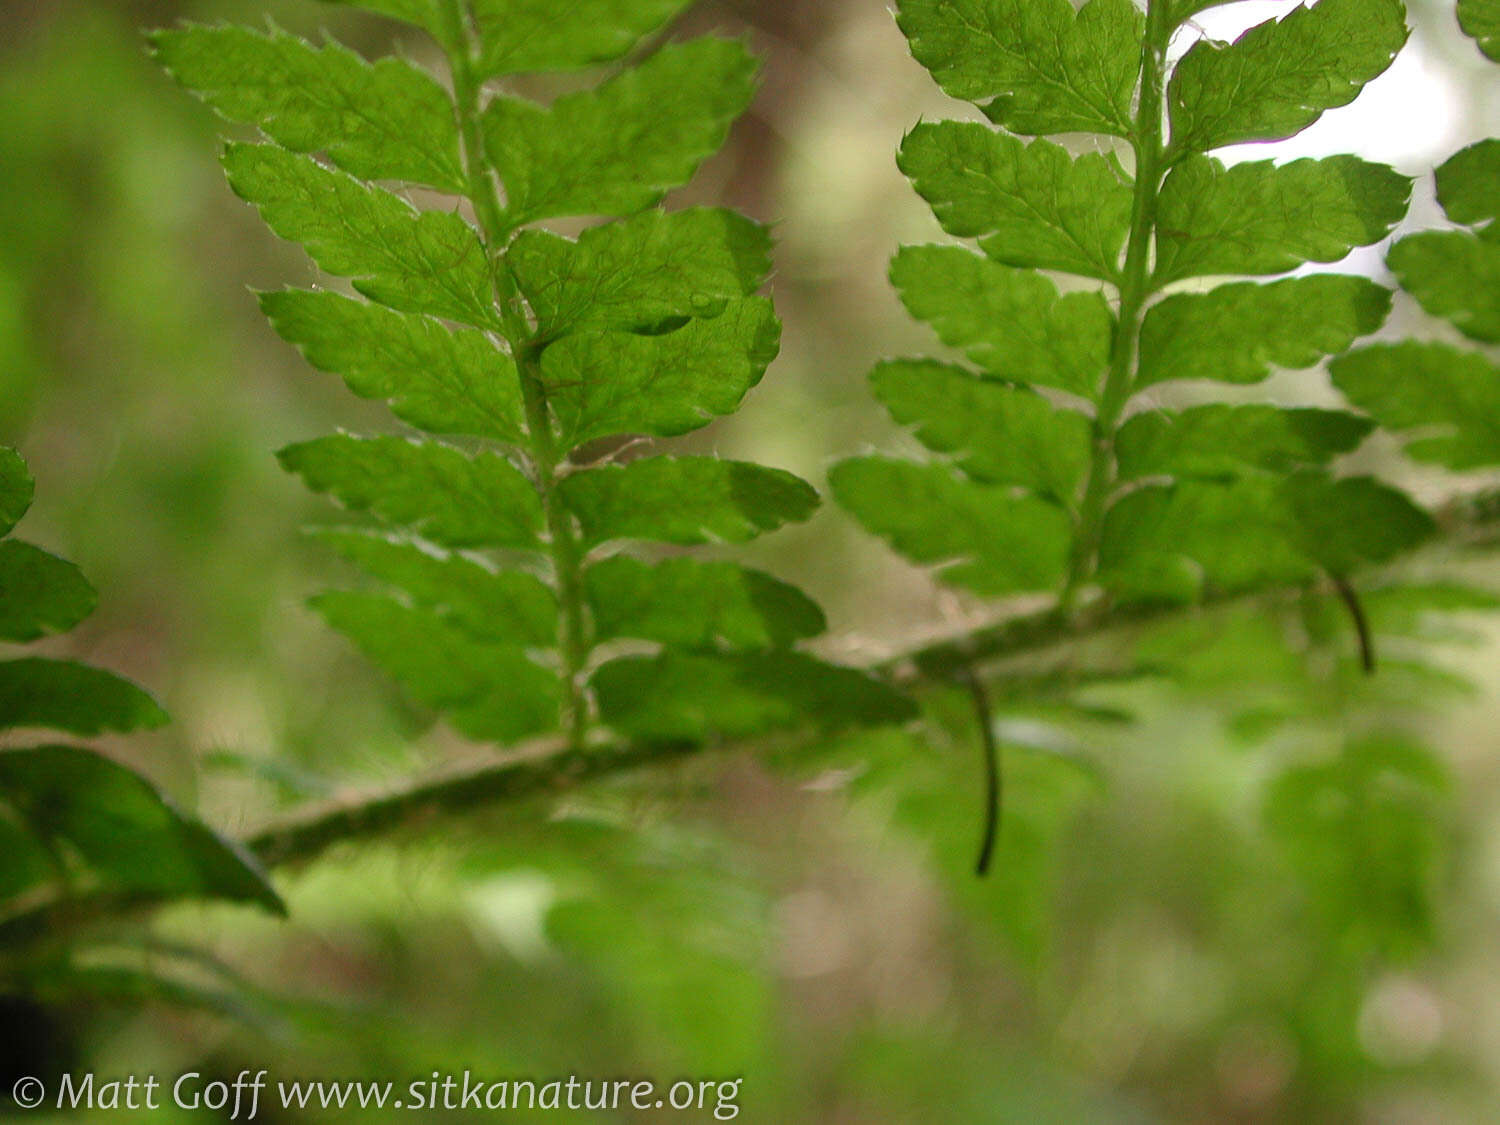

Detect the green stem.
xmin=446 ymin=22 xmax=593 ymax=751
xmin=1060 ymin=0 xmax=1170 ymax=613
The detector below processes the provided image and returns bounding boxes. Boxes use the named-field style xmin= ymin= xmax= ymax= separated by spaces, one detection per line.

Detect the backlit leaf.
xmin=1387 ymin=232 xmax=1500 ymax=343
xmin=1167 ymin=0 xmax=1406 ymax=154
xmin=1116 ymin=405 xmax=1373 ymax=480
xmin=312 ymin=528 xmax=556 ymax=646
xmin=511 ymin=208 xmax=771 ymax=340
xmin=1459 ymin=0 xmax=1500 ymax=60
xmin=0 ymin=446 xmax=33 ymax=536
xmin=870 ymin=359 xmax=1091 ymax=502
xmin=470 ymin=0 xmax=690 ymax=78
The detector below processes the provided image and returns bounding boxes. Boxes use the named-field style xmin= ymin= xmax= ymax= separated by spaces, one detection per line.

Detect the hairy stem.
xmin=447 ymin=25 xmax=593 ymax=750
xmin=1060 ymin=0 xmax=1170 ymax=612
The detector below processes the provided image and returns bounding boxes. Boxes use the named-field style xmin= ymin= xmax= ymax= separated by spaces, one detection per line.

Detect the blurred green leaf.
xmin=592 ymin=651 xmax=916 ymax=741
xmin=313 ymin=529 xmax=556 ymax=647
xmin=0 ymin=541 xmax=96 ymax=642
xmin=0 ymin=745 xmax=283 ymax=916
xmin=0 ymin=659 xmax=168 ymax=737
xmin=831 ymin=457 xmax=1071 ymax=594
xmin=313 ymin=591 xmax=559 ymax=742
xmin=1332 ymin=342 xmax=1500 ymax=469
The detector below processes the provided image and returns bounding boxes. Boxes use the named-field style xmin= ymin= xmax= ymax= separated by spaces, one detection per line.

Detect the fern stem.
xmin=1060 ymin=0 xmax=1170 ymax=613
xmin=446 ymin=25 xmax=593 ymax=751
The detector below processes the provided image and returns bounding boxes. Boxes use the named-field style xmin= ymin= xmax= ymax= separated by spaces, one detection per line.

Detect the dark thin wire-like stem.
xmin=1333 ymin=573 xmax=1377 ymax=674
xmin=962 ymin=666 xmax=1002 ymax=877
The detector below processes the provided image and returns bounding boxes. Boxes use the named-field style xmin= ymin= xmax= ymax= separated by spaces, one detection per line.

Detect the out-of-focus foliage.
xmin=3 ymin=0 xmax=1500 ymax=1123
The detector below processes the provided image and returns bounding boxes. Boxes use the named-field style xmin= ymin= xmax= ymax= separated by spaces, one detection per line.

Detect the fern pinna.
xmin=1332 ymin=0 xmax=1500 ymax=468
xmin=0 ymin=445 xmax=281 ymax=950
xmin=153 ymin=2 xmax=912 ymax=754
xmin=834 ymin=0 xmax=1434 ymax=628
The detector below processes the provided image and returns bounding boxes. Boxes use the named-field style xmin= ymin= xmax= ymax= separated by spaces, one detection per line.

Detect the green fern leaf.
xmin=311 ymin=592 xmax=560 ymax=742
xmin=559 ymin=457 xmax=819 ymax=547
xmin=870 ymin=360 xmax=1091 ymax=501
xmin=0 ymin=542 xmax=96 ymax=642
xmin=592 ymin=651 xmax=918 ymax=742
xmin=0 ymin=445 xmax=280 ymax=921
xmin=829 ymin=457 xmax=1071 ymax=594
xmin=222 ymin=143 xmax=498 ymax=327
xmin=1116 ymin=405 xmax=1374 ymax=480
xmin=470 ymin=0 xmax=689 ymax=78
xmin=167 ymin=7 xmax=910 ymax=750
xmin=541 ymin=298 xmax=780 ymax=450
xmin=1154 ymin=155 xmax=1410 ymax=282
xmin=1460 ymin=0 xmax=1500 ymax=59
xmin=890 ymin=245 xmax=1111 ymax=398
xmin=1167 ymin=0 xmax=1406 ymax=153
xmin=510 ymin=208 xmax=771 ymax=338
xmin=312 ymin=529 xmax=557 ymax=646
xmin=0 ymin=746 xmax=283 ymax=915
xmin=278 ymin=435 xmax=544 ymax=549
xmin=897 ymin=122 xmax=1132 ymax=280
xmin=483 ymin=39 xmax=758 ymax=226
xmin=585 ymin=557 xmax=825 ymax=649
xmin=260 ymin=290 xmax=525 ymax=442
xmin=896 ymin=0 xmax=1144 ymax=136
xmin=1136 ymin=276 xmax=1392 ymax=387
xmin=1331 ymin=343 xmax=1500 ymax=469
xmin=149 ymin=24 xmax=465 ymax=191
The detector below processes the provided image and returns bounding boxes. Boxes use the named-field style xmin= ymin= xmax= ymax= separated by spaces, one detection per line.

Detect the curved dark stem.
xmin=1332 ymin=573 xmax=1376 ymax=674
xmin=962 ymin=666 xmax=1002 ymax=877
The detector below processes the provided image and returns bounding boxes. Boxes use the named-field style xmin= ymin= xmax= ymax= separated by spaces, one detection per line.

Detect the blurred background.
xmin=4 ymin=0 xmax=1500 ymax=1119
